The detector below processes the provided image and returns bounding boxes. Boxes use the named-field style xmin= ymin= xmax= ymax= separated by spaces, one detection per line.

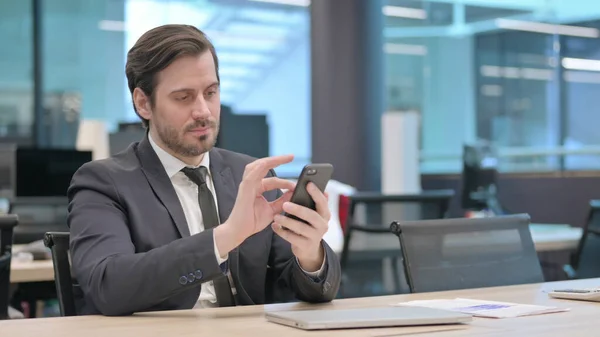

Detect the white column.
xmin=381 ymin=111 xmax=422 ymax=194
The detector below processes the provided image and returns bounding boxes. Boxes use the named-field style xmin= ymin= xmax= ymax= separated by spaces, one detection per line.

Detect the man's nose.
xmin=191 ymin=95 xmax=211 ymax=119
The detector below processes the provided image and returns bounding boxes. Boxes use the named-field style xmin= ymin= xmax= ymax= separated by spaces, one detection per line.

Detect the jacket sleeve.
xmin=266 ymin=170 xmax=341 ymax=303
xmin=67 ymin=162 xmax=225 ymax=316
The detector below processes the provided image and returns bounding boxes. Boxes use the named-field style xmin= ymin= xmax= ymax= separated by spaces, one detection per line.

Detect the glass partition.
xmin=384 ymin=0 xmax=600 ymax=173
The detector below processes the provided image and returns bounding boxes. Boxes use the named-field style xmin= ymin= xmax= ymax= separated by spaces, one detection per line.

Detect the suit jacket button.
xmin=194 ymin=269 xmax=203 ymax=280
xmin=188 ymin=272 xmax=196 ymax=282
xmin=179 ymin=276 xmax=188 ymax=285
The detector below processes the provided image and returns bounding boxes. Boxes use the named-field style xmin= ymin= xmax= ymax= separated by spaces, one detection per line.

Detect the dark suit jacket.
xmin=67 ymin=135 xmax=341 ymax=316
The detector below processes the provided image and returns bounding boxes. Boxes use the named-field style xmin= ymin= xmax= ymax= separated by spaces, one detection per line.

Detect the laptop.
xmin=265 ymin=306 xmax=472 ymax=330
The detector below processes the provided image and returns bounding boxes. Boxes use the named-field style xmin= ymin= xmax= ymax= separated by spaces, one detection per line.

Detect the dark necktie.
xmin=181 ymin=166 xmax=236 ymax=307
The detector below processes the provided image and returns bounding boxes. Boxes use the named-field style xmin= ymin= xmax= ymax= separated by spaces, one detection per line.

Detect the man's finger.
xmin=272 ymin=223 xmax=309 ymax=247
xmin=269 ymin=190 xmax=293 ymax=214
xmin=260 ymin=177 xmax=296 ymax=194
xmin=245 ymin=155 xmax=294 ymax=181
xmin=281 ymin=202 xmax=322 ymax=230
xmin=306 ymin=183 xmax=331 ymax=221
xmin=274 ymin=214 xmax=317 ymax=239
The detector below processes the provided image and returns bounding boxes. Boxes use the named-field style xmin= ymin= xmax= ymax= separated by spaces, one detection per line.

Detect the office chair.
xmin=461 ymin=141 xmax=507 ymax=215
xmin=390 ymin=213 xmax=544 ymax=293
xmin=339 ymin=189 xmax=454 ymax=296
xmin=564 ymin=200 xmax=600 ymax=279
xmin=43 ymin=232 xmax=78 ymax=316
xmin=8 ymin=197 xmax=69 ymax=244
xmin=340 ymin=190 xmax=454 ymax=271
xmin=0 ymin=214 xmax=19 ymax=320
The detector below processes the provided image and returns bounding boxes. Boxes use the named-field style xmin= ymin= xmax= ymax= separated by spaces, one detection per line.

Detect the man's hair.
xmin=125 ymin=24 xmax=220 ymax=128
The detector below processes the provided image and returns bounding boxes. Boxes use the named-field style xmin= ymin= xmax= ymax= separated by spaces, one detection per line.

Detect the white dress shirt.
xmin=148 ymin=134 xmax=326 ymax=308
xmin=149 ymin=135 xmax=228 ymax=307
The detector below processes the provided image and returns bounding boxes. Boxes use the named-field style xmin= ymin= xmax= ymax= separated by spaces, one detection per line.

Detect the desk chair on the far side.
xmin=390 ymin=213 xmax=544 ymax=293
xmin=564 ymin=200 xmax=600 ymax=279
xmin=338 ymin=190 xmax=454 ymax=297
xmin=43 ymin=232 xmax=79 ymax=316
xmin=0 ymin=214 xmax=19 ymax=320
xmin=339 ymin=190 xmax=454 ymax=272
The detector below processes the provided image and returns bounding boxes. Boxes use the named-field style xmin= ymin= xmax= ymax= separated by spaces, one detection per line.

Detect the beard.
xmin=156 ymin=118 xmax=219 ymax=158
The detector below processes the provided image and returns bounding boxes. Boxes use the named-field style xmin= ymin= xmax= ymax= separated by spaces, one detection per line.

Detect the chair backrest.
xmin=391 ymin=213 xmax=544 ymax=293
xmin=0 ymin=214 xmax=18 ymax=320
xmin=43 ymin=231 xmax=77 ymax=316
xmin=570 ymin=200 xmax=600 ymax=278
xmin=347 ymin=189 xmax=454 ymax=228
xmin=338 ymin=190 xmax=455 ymax=297
xmin=8 ymin=197 xmax=69 ymax=244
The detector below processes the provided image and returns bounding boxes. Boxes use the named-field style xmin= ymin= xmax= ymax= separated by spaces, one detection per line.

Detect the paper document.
xmin=394 ymin=298 xmax=569 ymax=319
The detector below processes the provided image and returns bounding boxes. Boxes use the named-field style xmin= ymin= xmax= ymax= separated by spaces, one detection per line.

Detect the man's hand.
xmin=272 ymin=182 xmax=331 ymax=272
xmin=214 ymin=155 xmax=296 ymax=256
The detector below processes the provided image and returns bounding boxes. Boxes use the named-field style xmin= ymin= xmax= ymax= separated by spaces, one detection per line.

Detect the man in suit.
xmin=67 ymin=24 xmax=341 ymax=316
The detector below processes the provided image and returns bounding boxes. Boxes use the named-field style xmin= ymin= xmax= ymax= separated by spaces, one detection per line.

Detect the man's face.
xmin=148 ymin=51 xmax=220 ymax=158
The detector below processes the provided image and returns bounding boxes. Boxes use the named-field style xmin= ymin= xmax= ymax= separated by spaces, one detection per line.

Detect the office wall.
xmin=43 ymin=0 xmax=126 ymax=131
xmin=422 ymin=174 xmax=600 ymax=226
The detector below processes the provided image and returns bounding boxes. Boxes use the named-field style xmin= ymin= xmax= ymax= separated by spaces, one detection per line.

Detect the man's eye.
xmin=176 ymin=95 xmax=189 ymax=101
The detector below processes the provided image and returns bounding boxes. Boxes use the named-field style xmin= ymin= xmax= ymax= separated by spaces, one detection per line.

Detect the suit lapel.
xmin=210 ymin=148 xmax=254 ymax=305
xmin=136 ymin=135 xmax=190 ymax=238
xmin=209 ymin=150 xmax=236 ymax=223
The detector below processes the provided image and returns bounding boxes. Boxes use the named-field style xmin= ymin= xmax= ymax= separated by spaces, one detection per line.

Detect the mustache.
xmin=185 ymin=119 xmax=217 ymax=131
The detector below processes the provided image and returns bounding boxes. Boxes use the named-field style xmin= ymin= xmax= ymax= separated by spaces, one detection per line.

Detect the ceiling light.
xmin=382 ymin=6 xmax=427 ymax=20
xmin=248 ymin=0 xmax=310 ymax=7
xmin=496 ymin=19 xmax=600 ymax=38
xmin=562 ymin=57 xmax=600 ymax=72
xmin=384 ymin=43 xmax=427 ymax=55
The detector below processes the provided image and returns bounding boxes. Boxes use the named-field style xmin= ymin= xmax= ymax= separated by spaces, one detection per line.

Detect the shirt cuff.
xmin=297 ymin=250 xmax=327 ymax=280
xmin=213 ymin=230 xmax=228 ymax=265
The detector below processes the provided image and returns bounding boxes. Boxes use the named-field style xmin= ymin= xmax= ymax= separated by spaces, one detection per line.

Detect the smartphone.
xmin=284 ymin=163 xmax=334 ymax=224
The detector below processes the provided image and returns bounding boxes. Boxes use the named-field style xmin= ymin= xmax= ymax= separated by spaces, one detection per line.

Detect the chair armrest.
xmin=0 ymin=252 xmax=11 ymax=268
xmin=348 ymin=224 xmax=392 ymax=234
xmin=563 ymin=264 xmax=577 ymax=279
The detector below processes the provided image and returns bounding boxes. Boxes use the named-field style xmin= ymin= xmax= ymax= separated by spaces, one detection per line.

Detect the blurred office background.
xmin=3 ymin=0 xmax=600 ymax=317
xmin=2 ymin=0 xmax=600 ymax=175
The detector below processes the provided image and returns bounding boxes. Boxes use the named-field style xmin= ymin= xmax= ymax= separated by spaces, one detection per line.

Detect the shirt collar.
xmin=148 ymin=133 xmax=211 ymax=179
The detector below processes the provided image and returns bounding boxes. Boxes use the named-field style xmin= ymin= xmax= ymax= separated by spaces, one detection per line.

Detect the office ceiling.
xmin=132 ymin=0 xmax=310 ymax=104
xmin=123 ymin=0 xmax=600 ymax=104
xmin=385 ymin=0 xmax=600 ymax=38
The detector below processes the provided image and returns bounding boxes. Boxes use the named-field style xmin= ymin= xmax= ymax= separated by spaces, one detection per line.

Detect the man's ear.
xmin=133 ymin=88 xmax=152 ymax=120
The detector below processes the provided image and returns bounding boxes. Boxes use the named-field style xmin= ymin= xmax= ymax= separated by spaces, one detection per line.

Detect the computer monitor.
xmin=216 ymin=112 xmax=269 ymax=159
xmin=117 ymin=122 xmax=145 ymax=132
xmin=461 ymin=141 xmax=504 ymax=214
xmin=109 ymin=129 xmax=145 ymax=155
xmin=15 ymin=148 xmax=92 ymax=197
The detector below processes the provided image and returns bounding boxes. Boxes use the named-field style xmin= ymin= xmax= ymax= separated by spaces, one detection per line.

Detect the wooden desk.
xmin=530 ymin=224 xmax=583 ymax=252
xmin=9 ymin=244 xmax=55 ymax=283
xmin=10 ymin=259 xmax=54 ymax=283
xmin=1 ymin=278 xmax=598 ymax=336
